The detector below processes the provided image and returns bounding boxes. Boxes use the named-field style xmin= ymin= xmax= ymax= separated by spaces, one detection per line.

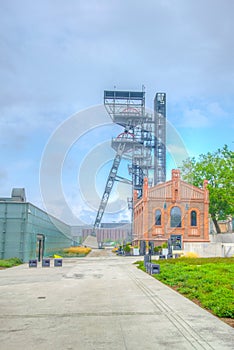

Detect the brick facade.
xmin=133 ymin=169 xmax=209 ymax=247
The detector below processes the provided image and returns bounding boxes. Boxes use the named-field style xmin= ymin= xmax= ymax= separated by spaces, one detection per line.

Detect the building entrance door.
xmin=170 ymin=234 xmax=182 ymax=250
xmin=36 ymin=234 xmax=45 ymax=262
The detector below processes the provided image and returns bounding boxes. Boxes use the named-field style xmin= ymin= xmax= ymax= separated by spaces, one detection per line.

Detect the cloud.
xmin=0 ymin=169 xmax=8 ymax=183
xmin=68 ymin=200 xmax=131 ymax=226
xmin=180 ymin=109 xmax=210 ymax=128
xmin=0 ymin=0 xmax=233 ymax=224
xmin=177 ymin=101 xmax=232 ymax=129
xmin=207 ymin=102 xmax=228 ymax=117
xmin=1 ymin=0 xmax=233 ymax=111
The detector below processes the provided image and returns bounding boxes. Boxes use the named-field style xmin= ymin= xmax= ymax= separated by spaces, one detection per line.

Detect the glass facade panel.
xmin=0 ymin=202 xmax=72 ymax=261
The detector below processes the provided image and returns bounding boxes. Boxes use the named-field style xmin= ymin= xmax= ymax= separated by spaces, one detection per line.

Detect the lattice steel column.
xmin=154 ymin=93 xmax=166 ymax=184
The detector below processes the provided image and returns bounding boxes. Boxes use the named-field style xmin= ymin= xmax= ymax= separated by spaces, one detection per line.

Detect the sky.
xmin=0 ymin=0 xmax=233 ymax=227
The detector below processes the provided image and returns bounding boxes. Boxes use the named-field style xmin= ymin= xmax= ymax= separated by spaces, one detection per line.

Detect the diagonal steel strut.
xmin=93 ymin=143 xmax=126 ymax=230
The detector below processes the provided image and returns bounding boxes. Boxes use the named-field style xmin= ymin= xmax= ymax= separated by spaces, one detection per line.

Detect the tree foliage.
xmin=180 ymin=145 xmax=234 ymax=233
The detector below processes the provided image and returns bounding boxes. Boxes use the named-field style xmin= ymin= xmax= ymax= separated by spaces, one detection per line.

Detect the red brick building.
xmin=133 ymin=169 xmax=209 ymax=248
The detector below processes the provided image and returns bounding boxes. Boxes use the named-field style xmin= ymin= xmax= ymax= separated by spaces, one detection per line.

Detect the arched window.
xmin=191 ymin=210 xmax=197 ymax=226
xmin=155 ymin=209 xmax=161 ymax=226
xmin=170 ymin=206 xmax=182 ymax=227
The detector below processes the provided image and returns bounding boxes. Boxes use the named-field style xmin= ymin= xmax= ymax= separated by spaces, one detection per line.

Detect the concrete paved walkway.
xmin=0 ymin=249 xmax=233 ymax=350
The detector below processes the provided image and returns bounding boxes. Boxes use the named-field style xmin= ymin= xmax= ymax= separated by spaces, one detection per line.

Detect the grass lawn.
xmin=137 ymin=257 xmax=234 ymax=321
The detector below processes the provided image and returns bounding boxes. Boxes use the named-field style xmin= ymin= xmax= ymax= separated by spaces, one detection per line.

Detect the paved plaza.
xmin=0 ymin=249 xmax=233 ymax=350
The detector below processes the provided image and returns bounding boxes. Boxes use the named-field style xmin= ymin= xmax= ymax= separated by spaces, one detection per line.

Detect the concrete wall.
xmin=184 ymin=233 xmax=234 ymax=257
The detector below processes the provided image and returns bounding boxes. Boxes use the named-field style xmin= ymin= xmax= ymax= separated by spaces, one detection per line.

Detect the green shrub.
xmin=0 ymin=257 xmax=23 ymax=268
xmin=124 ymin=244 xmax=131 ymax=253
xmin=154 ymin=246 xmax=160 ymax=253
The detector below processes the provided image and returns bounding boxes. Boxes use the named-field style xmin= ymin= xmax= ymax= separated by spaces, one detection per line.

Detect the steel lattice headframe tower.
xmin=93 ymin=90 xmax=166 ymax=230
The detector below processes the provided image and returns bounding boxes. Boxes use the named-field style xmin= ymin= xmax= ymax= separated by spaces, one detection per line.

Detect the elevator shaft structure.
xmin=93 ymin=90 xmax=166 ymax=230
xmin=154 ymin=93 xmax=166 ymax=184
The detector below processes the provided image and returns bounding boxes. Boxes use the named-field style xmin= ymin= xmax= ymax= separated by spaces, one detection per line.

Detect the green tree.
xmin=180 ymin=145 xmax=234 ymax=233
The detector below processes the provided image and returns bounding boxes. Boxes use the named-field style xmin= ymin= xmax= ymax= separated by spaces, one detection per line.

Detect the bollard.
xmin=144 ymin=254 xmax=151 ymax=268
xmin=29 ymin=259 xmax=37 ymax=268
xmin=146 ymin=262 xmax=152 ymax=273
xmin=150 ymin=264 xmax=160 ymax=274
xmin=159 ymin=255 xmax=166 ymax=259
xmin=42 ymin=258 xmax=50 ymax=267
xmin=54 ymin=259 xmax=63 ymax=267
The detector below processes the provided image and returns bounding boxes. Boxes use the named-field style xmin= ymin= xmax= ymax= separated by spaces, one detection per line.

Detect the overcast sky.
xmin=0 ymin=0 xmax=233 ymax=227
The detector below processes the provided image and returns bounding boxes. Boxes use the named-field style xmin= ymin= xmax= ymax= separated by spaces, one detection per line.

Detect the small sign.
xmin=151 ymin=264 xmax=160 ymax=274
xmin=29 ymin=259 xmax=37 ymax=268
xmin=54 ymin=259 xmax=62 ymax=267
xmin=42 ymin=258 xmax=50 ymax=267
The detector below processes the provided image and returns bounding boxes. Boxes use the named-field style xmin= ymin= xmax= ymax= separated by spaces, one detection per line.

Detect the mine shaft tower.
xmin=93 ymin=90 xmax=166 ymax=230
